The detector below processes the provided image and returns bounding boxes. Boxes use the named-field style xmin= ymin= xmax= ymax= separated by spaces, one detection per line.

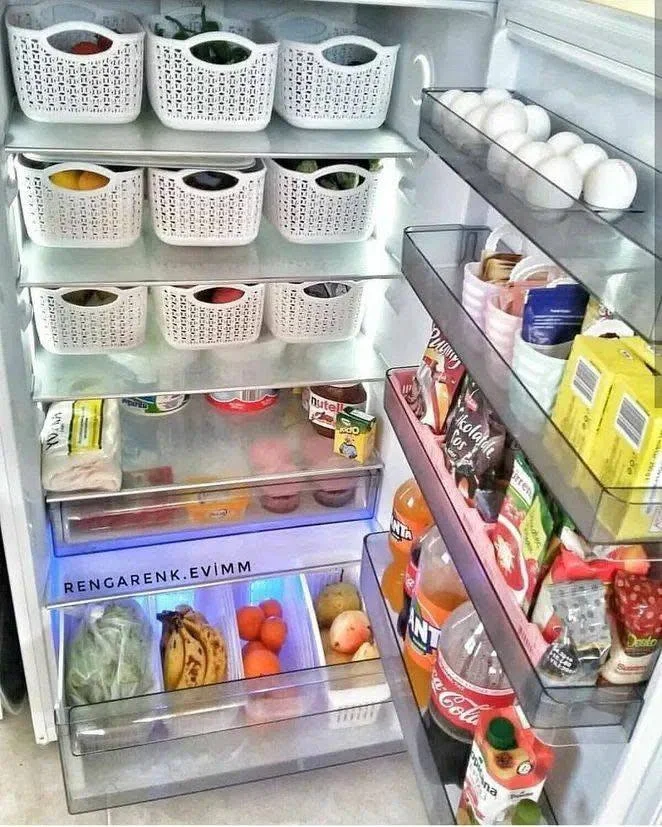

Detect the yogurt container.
xmin=121 ymin=395 xmax=190 ymax=416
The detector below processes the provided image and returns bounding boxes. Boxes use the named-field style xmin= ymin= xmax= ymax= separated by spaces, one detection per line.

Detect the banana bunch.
xmin=158 ymin=605 xmax=227 ymax=691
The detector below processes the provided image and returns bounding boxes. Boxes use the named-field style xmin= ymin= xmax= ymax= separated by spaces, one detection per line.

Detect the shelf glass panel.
xmin=420 ymin=89 xmax=660 ymax=342
xmin=384 ymin=368 xmax=646 ymax=739
xmin=402 ymin=224 xmax=662 ymax=544
xmin=32 ymin=326 xmax=388 ymax=402
xmin=19 ymin=219 xmax=401 ymax=287
xmin=47 ymin=391 xmax=382 ymax=503
xmin=6 ymin=106 xmax=417 ymax=166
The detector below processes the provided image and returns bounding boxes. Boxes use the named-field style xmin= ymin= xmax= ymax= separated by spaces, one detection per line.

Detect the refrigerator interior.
xmin=0 ymin=0 xmax=657 ymax=822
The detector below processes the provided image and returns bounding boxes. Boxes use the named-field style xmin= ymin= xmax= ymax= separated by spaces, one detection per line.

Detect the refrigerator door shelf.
xmin=384 ymin=370 xmax=649 ymax=739
xmin=419 ymin=89 xmax=658 ymax=343
xmin=401 ymin=224 xmax=662 ymax=544
xmin=54 ymin=567 xmax=395 ymax=813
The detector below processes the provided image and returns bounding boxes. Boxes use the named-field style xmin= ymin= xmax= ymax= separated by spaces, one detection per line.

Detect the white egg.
xmin=583 ymin=159 xmax=638 ymax=209
xmin=435 ymin=90 xmax=463 ymax=132
xmin=506 ymin=141 xmax=555 ymax=191
xmin=487 ymin=130 xmax=532 ymax=179
xmin=483 ymin=101 xmax=529 ymax=140
xmin=567 ymin=143 xmax=609 ymax=179
xmin=524 ymin=105 xmax=551 ymax=141
xmin=439 ymin=89 xmax=463 ymax=108
xmin=547 ymin=131 xmax=584 ymax=155
xmin=525 ymin=156 xmax=583 ymax=209
xmin=458 ymin=103 xmax=494 ymax=151
xmin=450 ymin=91 xmax=483 ymax=118
xmin=465 ymin=103 xmax=492 ymax=131
xmin=481 ymin=88 xmax=512 ymax=106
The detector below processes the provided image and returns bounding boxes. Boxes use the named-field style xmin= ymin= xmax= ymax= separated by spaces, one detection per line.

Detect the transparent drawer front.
xmin=51 ymin=471 xmax=379 ymax=555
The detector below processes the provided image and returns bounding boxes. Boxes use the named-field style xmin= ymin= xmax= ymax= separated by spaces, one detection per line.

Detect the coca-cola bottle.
xmin=425 ymin=601 xmax=515 ymax=786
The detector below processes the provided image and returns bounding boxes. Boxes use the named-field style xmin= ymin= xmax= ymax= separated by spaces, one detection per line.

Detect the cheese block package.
xmin=457 ymin=707 xmax=554 ymax=825
xmin=406 ymin=325 xmax=465 ymax=435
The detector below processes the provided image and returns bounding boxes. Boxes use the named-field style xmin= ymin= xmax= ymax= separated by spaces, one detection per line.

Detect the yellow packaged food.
xmin=334 ymin=408 xmax=376 ymax=464
xmin=551 ymin=336 xmax=650 ymax=476
xmin=183 ymin=478 xmax=251 ymax=524
xmin=588 ymin=372 xmax=662 ymax=540
xmin=619 ymin=336 xmax=659 ymax=371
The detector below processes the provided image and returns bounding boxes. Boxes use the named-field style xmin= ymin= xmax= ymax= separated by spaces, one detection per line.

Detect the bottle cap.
xmin=512 ymin=799 xmax=542 ymax=825
xmin=487 ymin=716 xmax=517 ymax=750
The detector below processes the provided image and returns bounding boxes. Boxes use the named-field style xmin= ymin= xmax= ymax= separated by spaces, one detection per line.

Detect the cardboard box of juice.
xmin=333 ymin=408 xmax=376 ymax=464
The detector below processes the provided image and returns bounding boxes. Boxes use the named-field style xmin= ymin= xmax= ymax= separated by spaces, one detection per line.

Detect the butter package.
xmin=551 ymin=336 xmax=650 ymax=475
xmin=334 ymin=408 xmax=376 ymax=464
xmin=587 ymin=372 xmax=662 ymax=539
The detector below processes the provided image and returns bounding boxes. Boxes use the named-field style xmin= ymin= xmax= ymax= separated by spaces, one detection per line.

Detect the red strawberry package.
xmin=600 ymin=572 xmax=662 ymax=685
xmin=406 ymin=325 xmax=465 ymax=435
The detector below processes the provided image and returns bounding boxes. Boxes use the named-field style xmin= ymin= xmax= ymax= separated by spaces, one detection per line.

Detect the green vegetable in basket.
xmin=65 ymin=601 xmax=154 ymax=706
xmin=156 ymin=6 xmax=250 ymax=64
xmin=295 ymin=160 xmax=319 ymax=174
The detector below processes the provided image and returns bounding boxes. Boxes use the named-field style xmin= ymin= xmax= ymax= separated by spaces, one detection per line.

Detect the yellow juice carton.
xmin=551 ymin=336 xmax=650 ymax=477
xmin=588 ymin=372 xmax=662 ymax=540
xmin=619 ymin=335 xmax=659 ymax=371
xmin=334 ymin=408 xmax=376 ymax=464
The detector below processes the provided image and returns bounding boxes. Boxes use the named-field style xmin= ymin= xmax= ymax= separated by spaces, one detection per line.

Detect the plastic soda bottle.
xmin=389 ymin=478 xmax=433 ymax=564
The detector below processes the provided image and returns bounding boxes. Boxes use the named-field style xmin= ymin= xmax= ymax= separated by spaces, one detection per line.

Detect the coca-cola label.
xmin=430 ymin=650 xmax=515 ymax=734
xmin=404 ymin=558 xmax=418 ymax=599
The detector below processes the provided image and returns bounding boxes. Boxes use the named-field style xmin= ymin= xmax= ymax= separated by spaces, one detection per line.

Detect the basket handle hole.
xmin=183 ymin=171 xmax=239 ymax=191
xmin=47 ymin=30 xmax=113 ymax=55
xmin=61 ymin=290 xmax=117 ymax=307
xmin=190 ymin=40 xmax=251 ymax=65
xmin=195 ymin=287 xmax=246 ymax=304
xmin=303 ymin=283 xmax=351 ymax=299
xmin=322 ymin=44 xmax=377 ymax=66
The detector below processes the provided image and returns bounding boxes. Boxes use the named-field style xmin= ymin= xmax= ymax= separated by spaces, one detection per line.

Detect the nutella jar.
xmin=303 ymin=383 xmax=367 ymax=438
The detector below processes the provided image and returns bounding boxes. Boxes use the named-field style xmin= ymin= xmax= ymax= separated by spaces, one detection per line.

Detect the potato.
xmin=352 ymin=642 xmax=379 ymax=662
xmin=321 ymin=628 xmax=352 ymax=665
xmin=329 ymin=610 xmax=372 ymax=654
xmin=315 ymin=582 xmax=361 ymax=628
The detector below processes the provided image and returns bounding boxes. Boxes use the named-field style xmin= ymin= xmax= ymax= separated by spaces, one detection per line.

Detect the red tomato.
xmin=211 ymin=287 xmax=245 ymax=304
xmin=71 ymin=41 xmax=103 ymax=55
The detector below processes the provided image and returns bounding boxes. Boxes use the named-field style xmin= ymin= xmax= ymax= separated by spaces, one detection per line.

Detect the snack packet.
xmin=406 ymin=326 xmax=465 ymax=435
xmin=600 ymin=572 xmax=662 ymax=685
xmin=522 ymin=283 xmax=589 ymax=347
xmin=492 ymin=453 xmax=554 ymax=613
xmin=457 ymin=707 xmax=554 ymax=826
xmin=443 ymin=376 xmax=506 ymax=520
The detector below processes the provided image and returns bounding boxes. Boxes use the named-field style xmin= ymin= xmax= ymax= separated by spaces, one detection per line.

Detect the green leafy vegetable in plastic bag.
xmin=65 ymin=601 xmax=154 ymax=705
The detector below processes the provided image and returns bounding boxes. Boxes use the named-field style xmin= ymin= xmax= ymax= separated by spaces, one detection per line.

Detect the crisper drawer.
xmin=54 ymin=564 xmax=397 ymax=813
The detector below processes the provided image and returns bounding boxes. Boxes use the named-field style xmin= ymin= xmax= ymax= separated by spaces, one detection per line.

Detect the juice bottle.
xmin=389 ymin=478 xmax=433 ymax=564
xmin=380 ymin=559 xmax=406 ymax=615
xmin=403 ymin=527 xmax=467 ymax=707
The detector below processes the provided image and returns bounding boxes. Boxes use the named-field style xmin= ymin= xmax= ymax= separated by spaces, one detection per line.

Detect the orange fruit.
xmin=236 ymin=605 xmax=265 ymax=641
xmin=77 ymin=171 xmax=109 ymax=190
xmin=243 ymin=648 xmax=281 ymax=678
xmin=259 ymin=599 xmax=283 ymax=618
xmin=260 ymin=617 xmax=288 ymax=653
xmin=242 ymin=640 xmax=267 ymax=658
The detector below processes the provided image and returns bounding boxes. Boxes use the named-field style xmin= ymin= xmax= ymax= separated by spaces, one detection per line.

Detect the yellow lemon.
xmin=49 ymin=170 xmax=81 ymax=190
xmin=77 ymin=171 xmax=109 ymax=191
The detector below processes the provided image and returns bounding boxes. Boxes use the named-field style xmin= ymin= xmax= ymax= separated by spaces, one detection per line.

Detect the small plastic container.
xmin=266 ymin=281 xmax=364 ymax=344
xmin=153 ymin=283 xmax=265 ymax=349
xmin=148 ymin=162 xmax=266 ymax=246
xmin=31 ymin=285 xmax=147 ymax=354
xmin=145 ymin=10 xmax=278 ymax=131
xmin=261 ymin=13 xmax=399 ymax=129
xmin=6 ymin=2 xmax=144 ymax=124
xmin=264 ymin=159 xmax=381 ymax=244
xmin=16 ymin=157 xmax=144 ymax=248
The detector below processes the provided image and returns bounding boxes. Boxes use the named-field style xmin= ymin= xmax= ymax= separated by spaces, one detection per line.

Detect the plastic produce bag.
xmin=65 ymin=601 xmax=154 ymax=706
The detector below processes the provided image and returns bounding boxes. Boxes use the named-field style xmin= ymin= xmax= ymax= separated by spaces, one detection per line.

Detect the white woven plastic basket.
xmin=266 ymin=281 xmax=364 ymax=343
xmin=153 ymin=283 xmax=265 ymax=349
xmin=264 ymin=159 xmax=381 ymax=244
xmin=16 ymin=158 xmax=144 ymax=248
xmin=32 ymin=285 xmax=148 ymax=354
xmin=148 ymin=162 xmax=266 ymax=246
xmin=145 ymin=10 xmax=278 ymax=131
xmin=261 ymin=13 xmax=398 ymax=130
xmin=6 ymin=2 xmax=144 ymax=124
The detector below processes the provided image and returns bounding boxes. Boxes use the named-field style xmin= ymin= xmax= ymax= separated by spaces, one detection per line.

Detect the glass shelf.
xmin=420 ymin=89 xmax=660 ymax=343
xmin=360 ymin=532 xmax=557 ymax=825
xmin=19 ymin=219 xmax=400 ymax=288
xmin=402 ymin=224 xmax=662 ymax=544
xmin=6 ymin=106 xmax=417 ymax=167
xmin=32 ymin=325 xmax=388 ymax=402
xmin=384 ymin=368 xmax=646 ymax=740
xmin=46 ymin=391 xmax=382 ymax=503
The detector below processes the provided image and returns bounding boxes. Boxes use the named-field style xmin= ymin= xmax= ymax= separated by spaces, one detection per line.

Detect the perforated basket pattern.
xmin=145 ymin=11 xmax=278 ymax=131
xmin=153 ymin=283 xmax=265 ymax=349
xmin=6 ymin=2 xmax=144 ymax=123
xmin=266 ymin=281 xmax=364 ymax=343
xmin=264 ymin=159 xmax=380 ymax=244
xmin=148 ymin=163 xmax=266 ymax=246
xmin=16 ymin=159 xmax=144 ymax=248
xmin=262 ymin=13 xmax=398 ymax=129
xmin=31 ymin=285 xmax=147 ymax=354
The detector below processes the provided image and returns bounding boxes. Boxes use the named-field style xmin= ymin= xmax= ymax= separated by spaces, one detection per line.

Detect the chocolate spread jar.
xmin=303 ymin=383 xmax=367 ymax=438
